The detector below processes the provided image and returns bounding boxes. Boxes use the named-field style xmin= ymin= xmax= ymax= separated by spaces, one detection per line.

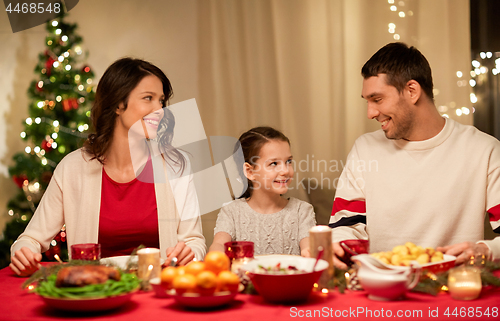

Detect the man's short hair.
xmin=361 ymin=42 xmax=434 ymax=100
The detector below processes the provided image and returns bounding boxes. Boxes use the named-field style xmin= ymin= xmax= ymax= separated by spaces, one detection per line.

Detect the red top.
xmin=98 ymin=158 xmax=159 ymax=258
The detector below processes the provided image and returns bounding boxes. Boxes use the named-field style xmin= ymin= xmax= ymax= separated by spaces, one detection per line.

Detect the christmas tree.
xmin=0 ymin=11 xmax=95 ymax=268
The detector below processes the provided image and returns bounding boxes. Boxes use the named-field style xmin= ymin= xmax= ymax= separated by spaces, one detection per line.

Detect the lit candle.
xmin=309 ymin=225 xmax=334 ymax=290
xmin=448 ymin=266 xmax=482 ymax=300
xmin=137 ymin=248 xmax=161 ymax=290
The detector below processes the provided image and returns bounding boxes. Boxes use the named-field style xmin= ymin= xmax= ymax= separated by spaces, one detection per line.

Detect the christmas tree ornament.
xmin=12 ymin=174 xmax=28 ymax=188
xmin=41 ymin=139 xmax=52 ymax=152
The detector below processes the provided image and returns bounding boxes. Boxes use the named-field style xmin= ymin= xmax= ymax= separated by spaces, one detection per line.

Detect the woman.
xmin=10 ymin=58 xmax=206 ymax=276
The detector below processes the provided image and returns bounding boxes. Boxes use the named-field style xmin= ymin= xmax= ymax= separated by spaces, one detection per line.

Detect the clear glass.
xmin=224 ymin=241 xmax=254 ymax=273
xmin=71 ymin=243 xmax=101 ymax=261
xmin=448 ymin=266 xmax=482 ymax=300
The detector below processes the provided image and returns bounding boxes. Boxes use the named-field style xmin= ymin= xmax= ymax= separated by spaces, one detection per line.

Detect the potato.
xmin=416 ymin=253 xmax=430 ymax=265
xmin=410 ymin=246 xmax=425 ymax=256
xmin=380 ymin=257 xmax=390 ymax=265
xmin=391 ymin=254 xmax=402 ymax=266
xmin=401 ymin=260 xmax=412 ymax=266
xmin=371 ymin=243 xmax=443 ymax=266
xmin=392 ymin=245 xmax=409 ymax=256
xmin=405 ymin=242 xmax=416 ymax=249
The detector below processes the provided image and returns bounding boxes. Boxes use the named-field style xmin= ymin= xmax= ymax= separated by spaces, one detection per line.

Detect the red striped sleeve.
xmin=331 ymin=197 xmax=366 ymax=216
xmin=487 ymin=204 xmax=500 ymax=222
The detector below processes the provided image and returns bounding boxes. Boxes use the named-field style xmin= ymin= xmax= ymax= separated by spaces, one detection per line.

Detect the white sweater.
xmin=11 ymin=149 xmax=207 ymax=260
xmin=329 ymin=119 xmax=500 ymax=260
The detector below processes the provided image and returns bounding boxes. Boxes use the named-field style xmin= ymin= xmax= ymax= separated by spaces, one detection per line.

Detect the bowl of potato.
xmin=369 ymin=242 xmax=456 ymax=274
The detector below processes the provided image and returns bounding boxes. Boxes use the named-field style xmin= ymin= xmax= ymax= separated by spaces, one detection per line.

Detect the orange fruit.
xmin=172 ymin=274 xmax=197 ymax=295
xmin=196 ymin=270 xmax=218 ymax=295
xmin=175 ymin=266 xmax=187 ymax=276
xmin=204 ymin=251 xmax=230 ymax=275
xmin=185 ymin=261 xmax=206 ymax=276
xmin=216 ymin=271 xmax=240 ymax=293
xmin=160 ymin=266 xmax=178 ymax=289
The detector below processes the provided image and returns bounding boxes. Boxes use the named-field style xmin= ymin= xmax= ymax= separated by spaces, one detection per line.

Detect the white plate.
xmin=100 ymin=255 xmax=165 ymax=270
xmin=368 ymin=254 xmax=456 ymax=274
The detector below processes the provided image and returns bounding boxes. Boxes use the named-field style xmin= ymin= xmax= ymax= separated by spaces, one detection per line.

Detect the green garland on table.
xmin=332 ymin=267 xmax=347 ymax=293
xmin=325 ymin=261 xmax=500 ymax=296
xmin=412 ymin=260 xmax=500 ymax=296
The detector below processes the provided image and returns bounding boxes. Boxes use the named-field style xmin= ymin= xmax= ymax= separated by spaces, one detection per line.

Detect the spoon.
xmin=312 ymin=246 xmax=324 ymax=271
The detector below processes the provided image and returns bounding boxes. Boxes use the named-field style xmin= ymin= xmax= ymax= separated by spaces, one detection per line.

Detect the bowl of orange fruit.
xmin=152 ymin=252 xmax=242 ymax=308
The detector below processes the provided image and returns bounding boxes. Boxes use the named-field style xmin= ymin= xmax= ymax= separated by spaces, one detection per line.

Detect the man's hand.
xmin=165 ymin=242 xmax=195 ymax=266
xmin=437 ymin=242 xmax=490 ymax=265
xmin=333 ymin=242 xmax=348 ymax=270
xmin=10 ymin=247 xmax=42 ymax=277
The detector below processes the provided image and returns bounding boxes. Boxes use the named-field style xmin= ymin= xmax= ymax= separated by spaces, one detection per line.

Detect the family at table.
xmin=9 ymin=42 xmax=500 ymax=277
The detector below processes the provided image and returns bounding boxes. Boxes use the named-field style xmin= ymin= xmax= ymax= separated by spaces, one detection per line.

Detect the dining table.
xmin=1 ymin=264 xmax=499 ymax=321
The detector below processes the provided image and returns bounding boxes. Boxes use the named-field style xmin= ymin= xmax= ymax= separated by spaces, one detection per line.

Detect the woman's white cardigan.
xmin=11 ymin=148 xmax=207 ymax=260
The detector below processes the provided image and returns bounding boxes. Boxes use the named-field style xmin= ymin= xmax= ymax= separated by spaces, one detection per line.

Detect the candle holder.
xmin=448 ymin=266 xmax=482 ymax=300
xmin=70 ymin=243 xmax=101 ymax=261
xmin=309 ymin=226 xmax=334 ymax=290
xmin=137 ymin=248 xmax=161 ymax=291
xmin=224 ymin=241 xmax=254 ymax=273
xmin=467 ymin=243 xmax=489 ymax=268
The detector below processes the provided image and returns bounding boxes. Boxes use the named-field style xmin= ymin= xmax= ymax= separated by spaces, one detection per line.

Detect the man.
xmin=329 ymin=42 xmax=500 ymax=269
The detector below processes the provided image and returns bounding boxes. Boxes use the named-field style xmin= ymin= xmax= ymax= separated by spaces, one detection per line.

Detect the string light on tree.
xmin=1 ymin=11 xmax=95 ymax=268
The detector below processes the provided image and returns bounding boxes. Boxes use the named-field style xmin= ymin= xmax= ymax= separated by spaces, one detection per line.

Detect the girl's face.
xmin=115 ymin=75 xmax=165 ymax=140
xmin=245 ymin=139 xmax=294 ymax=196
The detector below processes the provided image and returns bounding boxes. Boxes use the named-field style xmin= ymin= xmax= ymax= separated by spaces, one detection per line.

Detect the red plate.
xmin=172 ymin=291 xmax=238 ymax=308
xmin=39 ymin=290 xmax=136 ymax=312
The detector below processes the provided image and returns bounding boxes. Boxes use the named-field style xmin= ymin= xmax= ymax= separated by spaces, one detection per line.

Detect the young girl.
xmin=209 ymin=126 xmax=316 ymax=257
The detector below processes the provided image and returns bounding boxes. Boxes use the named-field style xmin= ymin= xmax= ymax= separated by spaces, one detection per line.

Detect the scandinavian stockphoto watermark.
xmin=128 ymin=99 xmax=248 ymax=220
xmin=128 ymin=98 xmax=378 ymax=220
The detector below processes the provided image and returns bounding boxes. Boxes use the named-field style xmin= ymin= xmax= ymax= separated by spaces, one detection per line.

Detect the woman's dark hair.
xmin=83 ymin=57 xmax=185 ymax=171
xmin=361 ymin=42 xmax=434 ymax=100
xmin=236 ymin=126 xmax=290 ymax=199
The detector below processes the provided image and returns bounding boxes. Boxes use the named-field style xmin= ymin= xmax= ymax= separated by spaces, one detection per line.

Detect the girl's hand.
xmin=300 ymin=248 xmax=311 ymax=257
xmin=10 ymin=247 xmax=42 ymax=277
xmin=333 ymin=242 xmax=348 ymax=270
xmin=165 ymin=242 xmax=195 ymax=266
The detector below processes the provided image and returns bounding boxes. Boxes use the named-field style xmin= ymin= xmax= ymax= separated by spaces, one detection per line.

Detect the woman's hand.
xmin=10 ymin=247 xmax=42 ymax=277
xmin=165 ymin=241 xmax=195 ymax=266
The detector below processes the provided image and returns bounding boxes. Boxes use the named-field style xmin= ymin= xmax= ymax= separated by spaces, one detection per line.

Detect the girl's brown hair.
xmin=236 ymin=126 xmax=290 ymax=199
xmin=83 ymin=57 xmax=185 ymax=171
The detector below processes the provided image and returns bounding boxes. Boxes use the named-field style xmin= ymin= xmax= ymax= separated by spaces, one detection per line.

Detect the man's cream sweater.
xmin=330 ymin=119 xmax=500 ymax=260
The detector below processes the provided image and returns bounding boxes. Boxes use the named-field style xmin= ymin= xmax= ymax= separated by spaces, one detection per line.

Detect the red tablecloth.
xmin=1 ymin=265 xmax=499 ymax=321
